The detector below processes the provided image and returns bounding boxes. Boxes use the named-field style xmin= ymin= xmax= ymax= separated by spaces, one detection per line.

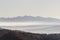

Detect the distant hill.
xmin=0 ymin=16 xmax=60 ymax=23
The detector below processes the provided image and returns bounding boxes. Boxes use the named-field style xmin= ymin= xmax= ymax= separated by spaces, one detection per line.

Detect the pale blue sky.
xmin=0 ymin=0 xmax=60 ymax=19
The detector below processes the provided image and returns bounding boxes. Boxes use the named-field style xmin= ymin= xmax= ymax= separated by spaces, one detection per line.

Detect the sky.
xmin=0 ymin=0 xmax=60 ymax=19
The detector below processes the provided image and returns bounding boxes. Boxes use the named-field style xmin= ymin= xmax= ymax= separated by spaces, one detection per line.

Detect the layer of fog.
xmin=0 ymin=22 xmax=60 ymax=34
xmin=0 ymin=22 xmax=60 ymax=26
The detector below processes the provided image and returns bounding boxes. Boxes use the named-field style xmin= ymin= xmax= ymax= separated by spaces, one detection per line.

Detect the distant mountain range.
xmin=0 ymin=16 xmax=60 ymax=23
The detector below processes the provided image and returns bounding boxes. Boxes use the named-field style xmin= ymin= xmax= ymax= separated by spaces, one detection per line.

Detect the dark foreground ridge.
xmin=0 ymin=29 xmax=60 ymax=40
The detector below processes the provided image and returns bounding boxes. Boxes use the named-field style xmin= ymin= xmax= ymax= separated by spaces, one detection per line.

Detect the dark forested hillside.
xmin=0 ymin=29 xmax=60 ymax=40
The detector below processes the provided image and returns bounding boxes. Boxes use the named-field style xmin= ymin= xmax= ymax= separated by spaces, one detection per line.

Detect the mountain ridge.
xmin=0 ymin=16 xmax=60 ymax=23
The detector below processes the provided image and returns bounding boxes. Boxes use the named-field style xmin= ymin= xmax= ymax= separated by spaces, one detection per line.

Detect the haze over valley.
xmin=0 ymin=0 xmax=60 ymax=34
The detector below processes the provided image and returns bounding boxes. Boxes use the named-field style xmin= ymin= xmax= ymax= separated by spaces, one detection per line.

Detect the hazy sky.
xmin=0 ymin=0 xmax=60 ymax=19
